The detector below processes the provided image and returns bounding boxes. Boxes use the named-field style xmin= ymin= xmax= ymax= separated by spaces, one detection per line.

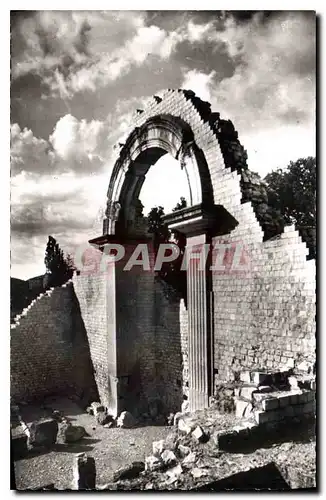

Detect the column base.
xmin=189 ymin=389 xmax=209 ymax=412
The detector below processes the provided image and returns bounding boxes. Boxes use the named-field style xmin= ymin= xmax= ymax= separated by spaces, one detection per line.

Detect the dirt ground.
xmin=13 ymin=397 xmax=172 ymax=490
xmin=13 ymin=396 xmax=316 ymax=491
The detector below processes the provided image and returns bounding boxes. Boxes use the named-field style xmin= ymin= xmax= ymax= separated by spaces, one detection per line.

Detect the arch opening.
xmin=104 ymin=114 xmax=214 ymax=237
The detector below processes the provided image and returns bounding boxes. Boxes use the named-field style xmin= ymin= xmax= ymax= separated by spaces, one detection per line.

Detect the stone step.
xmin=234 ymin=384 xmax=273 ymax=400
xmin=253 ymin=388 xmax=315 ymax=411
xmin=239 ymin=369 xmax=292 ymax=387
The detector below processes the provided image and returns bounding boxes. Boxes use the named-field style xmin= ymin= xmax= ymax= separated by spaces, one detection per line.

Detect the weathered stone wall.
xmin=72 ymin=270 xmax=112 ymax=409
xmin=73 ymin=244 xmax=189 ymax=415
xmin=212 ymin=227 xmax=315 ymax=386
xmin=153 ymin=280 xmax=183 ymax=413
xmin=10 ymin=281 xmax=97 ymax=403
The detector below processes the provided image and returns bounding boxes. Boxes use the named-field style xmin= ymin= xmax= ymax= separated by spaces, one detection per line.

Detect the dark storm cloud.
xmin=11 ymin=190 xmax=95 ymax=237
xmin=173 ymin=37 xmax=235 ymax=79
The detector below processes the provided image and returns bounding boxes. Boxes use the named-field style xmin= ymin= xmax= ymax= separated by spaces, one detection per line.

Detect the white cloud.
xmin=10 ymin=123 xmax=55 ymax=176
xmin=210 ymin=12 xmax=316 ymax=129
xmin=49 ymin=114 xmax=108 ymax=163
xmin=181 ymin=69 xmax=216 ymax=102
xmin=186 ymin=20 xmax=214 ymax=43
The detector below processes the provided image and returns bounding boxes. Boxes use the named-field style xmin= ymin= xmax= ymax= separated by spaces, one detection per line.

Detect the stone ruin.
xmin=11 ymin=90 xmax=316 ymax=488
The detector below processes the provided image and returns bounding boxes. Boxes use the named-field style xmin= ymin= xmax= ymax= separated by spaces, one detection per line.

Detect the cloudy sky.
xmin=10 ymin=10 xmax=316 ymax=280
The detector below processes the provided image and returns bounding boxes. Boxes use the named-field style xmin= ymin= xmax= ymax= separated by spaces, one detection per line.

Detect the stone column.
xmin=163 ymin=203 xmax=238 ymax=412
xmin=187 ymin=233 xmax=210 ymax=411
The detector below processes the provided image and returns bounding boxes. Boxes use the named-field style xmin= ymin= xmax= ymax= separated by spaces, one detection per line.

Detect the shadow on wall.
xmin=154 ymin=279 xmax=184 ymax=415
xmin=70 ymin=287 xmax=100 ymax=407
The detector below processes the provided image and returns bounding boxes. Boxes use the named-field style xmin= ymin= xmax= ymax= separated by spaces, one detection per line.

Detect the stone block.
xmin=173 ymin=412 xmax=183 ymax=426
xmin=117 ymin=411 xmax=137 ymax=428
xmin=262 ymin=398 xmax=279 ymax=411
xmin=145 ymin=455 xmax=163 ymax=472
xmin=293 ymin=404 xmax=305 ymax=416
xmin=191 ymin=425 xmax=208 ymax=443
xmin=161 ymin=449 xmax=177 ymax=467
xmin=303 ymin=402 xmax=315 ymax=415
xmin=164 ymin=432 xmax=179 ymax=452
xmin=182 ymin=451 xmax=197 ymax=466
xmin=240 ymin=371 xmax=251 ymax=383
xmin=29 ymin=418 xmax=58 ymax=448
xmin=279 ymin=395 xmax=290 ymax=408
xmin=178 ymin=418 xmax=193 ymax=435
xmin=239 ymin=386 xmax=257 ymax=400
xmin=113 ymin=462 xmax=145 ymax=482
xmin=257 ymin=385 xmax=273 ymax=393
xmin=177 ymin=444 xmax=191 ymax=458
xmin=12 ymin=432 xmax=28 ymax=460
xmin=57 ymin=422 xmax=87 ymax=444
xmin=255 ymin=409 xmax=282 ymax=425
xmin=251 ymin=371 xmax=271 ymax=386
xmin=152 ymin=439 xmax=165 ymax=457
xmin=235 ymin=398 xmax=253 ymax=418
xmin=73 ymin=453 xmax=96 ymax=490
xmin=165 ymin=464 xmax=183 ymax=482
xmin=288 ymin=376 xmax=299 ymax=390
xmin=289 ymin=394 xmax=299 ymax=405
xmin=300 ymin=392 xmax=311 ymax=403
xmin=307 ymin=390 xmax=316 ymax=402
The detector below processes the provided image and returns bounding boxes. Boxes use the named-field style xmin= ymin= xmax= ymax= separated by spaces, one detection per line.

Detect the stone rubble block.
xmin=191 ymin=425 xmax=208 ymax=443
xmin=235 ymin=398 xmax=253 ymax=418
xmin=177 ymin=444 xmax=191 ymax=458
xmin=90 ymin=402 xmax=105 ymax=416
xmin=161 ymin=449 xmax=177 ymax=467
xmin=145 ymin=455 xmax=164 ymax=472
xmin=152 ymin=439 xmax=165 ymax=457
xmin=239 ymin=386 xmax=258 ymax=400
xmin=182 ymin=451 xmax=197 ymax=466
xmin=12 ymin=431 xmax=28 ymax=460
xmin=73 ymin=453 xmax=96 ymax=490
xmin=165 ymin=464 xmax=183 ymax=481
xmin=257 ymin=385 xmax=273 ymax=393
xmin=28 ymin=418 xmax=58 ymax=448
xmin=56 ymin=422 xmax=88 ymax=444
xmin=191 ymin=468 xmax=209 ymax=479
xmin=117 ymin=411 xmax=137 ymax=429
xmin=178 ymin=418 xmax=194 ymax=435
xmin=240 ymin=371 xmax=251 ymax=383
xmin=173 ymin=412 xmax=183 ymax=426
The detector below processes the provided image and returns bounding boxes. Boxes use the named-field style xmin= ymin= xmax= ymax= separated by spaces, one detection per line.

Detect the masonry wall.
xmin=105 ymin=89 xmax=315 ymax=400
xmin=115 ymin=251 xmax=157 ymax=414
xmin=208 ymin=170 xmax=315 ymax=386
xmin=154 ymin=280 xmax=184 ymax=413
xmin=73 ymin=243 xmax=189 ymax=416
xmin=73 ymin=270 xmax=112 ymax=409
xmin=10 ymin=281 xmax=97 ymax=403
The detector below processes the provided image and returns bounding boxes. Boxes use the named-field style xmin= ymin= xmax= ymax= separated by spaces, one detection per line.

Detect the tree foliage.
xmin=264 ymin=157 xmax=316 ymax=259
xmin=147 ymin=197 xmax=187 ymax=302
xmin=44 ymin=236 xmax=75 ymax=287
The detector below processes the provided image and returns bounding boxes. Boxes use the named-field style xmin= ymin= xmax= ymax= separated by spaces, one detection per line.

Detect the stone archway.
xmin=74 ymin=89 xmax=315 ymax=420
xmin=89 ymin=89 xmax=240 ymax=416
